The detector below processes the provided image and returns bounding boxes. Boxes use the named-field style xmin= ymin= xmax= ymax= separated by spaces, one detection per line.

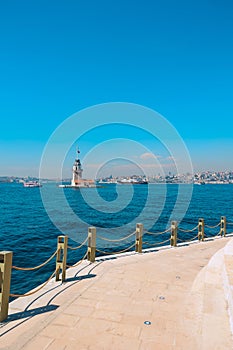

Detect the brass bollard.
xmin=87 ymin=227 xmax=96 ymax=263
xmin=135 ymin=223 xmax=143 ymax=253
xmin=170 ymin=221 xmax=177 ymax=247
xmin=198 ymin=218 xmax=205 ymax=241
xmin=55 ymin=236 xmax=68 ymax=282
xmin=220 ymin=216 xmax=226 ymax=237
xmin=0 ymin=251 xmax=13 ymax=322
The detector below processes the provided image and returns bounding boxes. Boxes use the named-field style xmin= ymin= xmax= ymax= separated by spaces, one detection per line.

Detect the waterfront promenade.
xmin=1 ymin=237 xmax=233 ymax=349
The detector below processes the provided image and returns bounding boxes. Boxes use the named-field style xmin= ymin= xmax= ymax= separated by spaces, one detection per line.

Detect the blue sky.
xmin=0 ymin=0 xmax=232 ymax=177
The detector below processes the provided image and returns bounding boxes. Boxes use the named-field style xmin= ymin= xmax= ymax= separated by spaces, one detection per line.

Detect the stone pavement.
xmin=1 ymin=237 xmax=233 ymax=349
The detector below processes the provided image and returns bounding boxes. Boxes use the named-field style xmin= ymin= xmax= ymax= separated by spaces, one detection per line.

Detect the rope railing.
xmin=204 ymin=231 xmax=219 ymax=238
xmin=10 ymin=268 xmax=58 ymax=298
xmin=67 ymin=236 xmax=88 ymax=250
xmin=143 ymin=237 xmax=171 ymax=246
xmin=203 ymin=229 xmax=223 ymax=239
xmin=96 ymin=242 xmax=136 ymax=255
xmin=205 ymin=222 xmax=221 ymax=229
xmin=66 ymin=251 xmax=88 ymax=269
xmin=98 ymin=231 xmax=136 ymax=242
xmin=178 ymin=225 xmax=198 ymax=233
xmin=1 ymin=216 xmax=232 ymax=322
xmin=144 ymin=228 xmax=170 ymax=235
xmin=215 ymin=230 xmax=222 ymax=237
xmin=204 ymin=220 xmax=222 ymax=238
xmin=177 ymin=234 xmax=199 ymax=243
xmin=12 ymin=249 xmax=58 ymax=271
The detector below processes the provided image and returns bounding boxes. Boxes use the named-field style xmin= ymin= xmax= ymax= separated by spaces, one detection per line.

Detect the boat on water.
xmin=23 ymin=181 xmax=42 ymax=188
xmin=195 ymin=181 xmax=206 ymax=185
xmin=118 ymin=178 xmax=148 ymax=185
xmin=97 ymin=179 xmax=118 ymax=185
xmin=96 ymin=176 xmax=148 ymax=185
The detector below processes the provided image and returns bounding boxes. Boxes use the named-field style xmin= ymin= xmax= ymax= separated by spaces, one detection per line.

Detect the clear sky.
xmin=0 ymin=0 xmax=232 ymax=178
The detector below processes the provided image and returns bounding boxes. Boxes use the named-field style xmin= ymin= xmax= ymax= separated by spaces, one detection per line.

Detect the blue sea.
xmin=1 ymin=182 xmax=233 ymax=297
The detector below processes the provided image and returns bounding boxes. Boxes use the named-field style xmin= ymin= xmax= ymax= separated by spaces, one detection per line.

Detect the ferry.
xmin=97 ymin=179 xmax=118 ymax=184
xmin=118 ymin=178 xmax=148 ymax=185
xmin=23 ymin=181 xmax=42 ymax=188
xmin=195 ymin=181 xmax=206 ymax=185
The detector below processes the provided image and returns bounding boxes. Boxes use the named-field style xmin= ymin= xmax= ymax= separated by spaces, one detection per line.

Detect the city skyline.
xmin=2 ymin=170 xmax=233 ymax=185
xmin=0 ymin=1 xmax=232 ymax=177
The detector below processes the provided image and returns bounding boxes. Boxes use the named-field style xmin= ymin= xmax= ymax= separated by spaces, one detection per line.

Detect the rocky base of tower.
xmin=58 ymin=179 xmax=96 ymax=188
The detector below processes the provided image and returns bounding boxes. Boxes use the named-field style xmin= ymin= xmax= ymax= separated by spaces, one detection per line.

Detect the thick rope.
xmin=98 ymin=231 xmax=136 ymax=242
xmin=205 ymin=229 xmax=223 ymax=238
xmin=177 ymin=234 xmax=199 ymax=243
xmin=96 ymin=242 xmax=135 ymax=255
xmin=68 ymin=237 xmax=88 ymax=250
xmin=143 ymin=238 xmax=171 ymax=246
xmin=178 ymin=225 xmax=198 ymax=233
xmin=10 ymin=269 xmax=57 ymax=298
xmin=66 ymin=251 xmax=88 ymax=268
xmin=214 ymin=230 xmax=222 ymax=237
xmin=12 ymin=249 xmax=58 ymax=271
xmin=144 ymin=228 xmax=170 ymax=236
xmin=205 ymin=222 xmax=221 ymax=229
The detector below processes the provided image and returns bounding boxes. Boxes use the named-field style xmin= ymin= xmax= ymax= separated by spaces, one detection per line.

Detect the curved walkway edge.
xmin=1 ymin=237 xmax=233 ymax=350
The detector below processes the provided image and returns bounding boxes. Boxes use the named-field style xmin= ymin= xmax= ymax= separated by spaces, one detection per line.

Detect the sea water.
xmin=1 ymin=182 xmax=233 ymax=296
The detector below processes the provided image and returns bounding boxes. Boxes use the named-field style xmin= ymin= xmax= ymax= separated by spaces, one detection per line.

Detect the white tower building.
xmin=71 ymin=150 xmax=83 ymax=186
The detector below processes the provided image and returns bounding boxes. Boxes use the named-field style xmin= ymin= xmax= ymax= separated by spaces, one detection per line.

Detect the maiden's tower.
xmin=70 ymin=149 xmax=95 ymax=188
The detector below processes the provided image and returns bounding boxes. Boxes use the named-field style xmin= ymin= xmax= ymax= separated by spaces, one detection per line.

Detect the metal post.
xmin=55 ymin=236 xmax=68 ymax=282
xmin=135 ymin=223 xmax=143 ymax=253
xmin=198 ymin=218 xmax=205 ymax=241
xmin=220 ymin=216 xmax=226 ymax=237
xmin=170 ymin=221 xmax=177 ymax=247
xmin=0 ymin=251 xmax=13 ymax=322
xmin=87 ymin=227 xmax=96 ymax=263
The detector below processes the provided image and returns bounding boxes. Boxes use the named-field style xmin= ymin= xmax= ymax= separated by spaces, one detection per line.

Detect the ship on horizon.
xmin=96 ymin=175 xmax=148 ymax=185
xmin=23 ymin=180 xmax=42 ymax=188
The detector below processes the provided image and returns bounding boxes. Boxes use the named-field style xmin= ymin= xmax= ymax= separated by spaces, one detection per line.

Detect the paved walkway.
xmin=1 ymin=237 xmax=233 ymax=349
